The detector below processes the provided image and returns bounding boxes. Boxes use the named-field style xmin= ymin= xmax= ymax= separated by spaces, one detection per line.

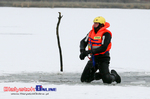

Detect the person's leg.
xmin=99 ymin=61 xmax=121 ymax=84
xmin=81 ymin=60 xmax=98 ymax=83
xmin=94 ymin=72 xmax=102 ymax=80
xmin=98 ymin=61 xmax=114 ymax=84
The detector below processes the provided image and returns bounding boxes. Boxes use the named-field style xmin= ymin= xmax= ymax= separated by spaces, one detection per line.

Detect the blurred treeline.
xmin=0 ymin=0 xmax=150 ymax=9
xmin=0 ymin=0 xmax=150 ymax=3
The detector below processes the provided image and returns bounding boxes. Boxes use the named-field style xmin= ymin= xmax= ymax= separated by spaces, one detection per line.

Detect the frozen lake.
xmin=1 ymin=72 xmax=150 ymax=86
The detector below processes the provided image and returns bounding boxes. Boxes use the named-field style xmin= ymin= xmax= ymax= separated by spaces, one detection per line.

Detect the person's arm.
xmin=80 ymin=33 xmax=89 ymax=53
xmin=92 ymin=32 xmax=111 ymax=54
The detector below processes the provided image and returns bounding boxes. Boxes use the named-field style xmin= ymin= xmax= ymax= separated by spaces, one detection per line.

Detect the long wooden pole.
xmin=56 ymin=12 xmax=63 ymax=72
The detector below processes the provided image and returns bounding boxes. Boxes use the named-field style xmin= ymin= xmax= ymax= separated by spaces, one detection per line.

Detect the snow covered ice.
xmin=0 ymin=7 xmax=150 ymax=99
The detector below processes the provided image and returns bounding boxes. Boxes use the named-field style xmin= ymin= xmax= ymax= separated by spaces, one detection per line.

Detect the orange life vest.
xmin=88 ymin=22 xmax=112 ymax=55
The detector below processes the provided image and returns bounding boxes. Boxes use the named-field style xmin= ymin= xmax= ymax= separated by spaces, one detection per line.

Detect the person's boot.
xmin=111 ymin=70 xmax=121 ymax=83
xmin=94 ymin=72 xmax=102 ymax=80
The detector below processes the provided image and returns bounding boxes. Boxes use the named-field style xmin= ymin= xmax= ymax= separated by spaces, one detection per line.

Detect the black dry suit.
xmin=79 ymin=23 xmax=121 ymax=84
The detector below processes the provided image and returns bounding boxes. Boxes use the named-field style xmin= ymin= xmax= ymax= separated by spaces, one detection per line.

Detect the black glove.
xmin=79 ymin=50 xmax=91 ymax=60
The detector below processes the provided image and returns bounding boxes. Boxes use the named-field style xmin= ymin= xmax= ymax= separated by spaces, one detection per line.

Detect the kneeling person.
xmin=79 ymin=16 xmax=121 ymax=84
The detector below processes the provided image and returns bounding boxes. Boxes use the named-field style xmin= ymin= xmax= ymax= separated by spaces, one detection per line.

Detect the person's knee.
xmin=80 ymin=77 xmax=93 ymax=83
xmin=102 ymin=74 xmax=112 ymax=84
xmin=80 ymin=71 xmax=94 ymax=83
xmin=80 ymin=76 xmax=84 ymax=82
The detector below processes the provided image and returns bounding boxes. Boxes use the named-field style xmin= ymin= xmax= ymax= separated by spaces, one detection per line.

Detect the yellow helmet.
xmin=93 ymin=16 xmax=106 ymax=25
